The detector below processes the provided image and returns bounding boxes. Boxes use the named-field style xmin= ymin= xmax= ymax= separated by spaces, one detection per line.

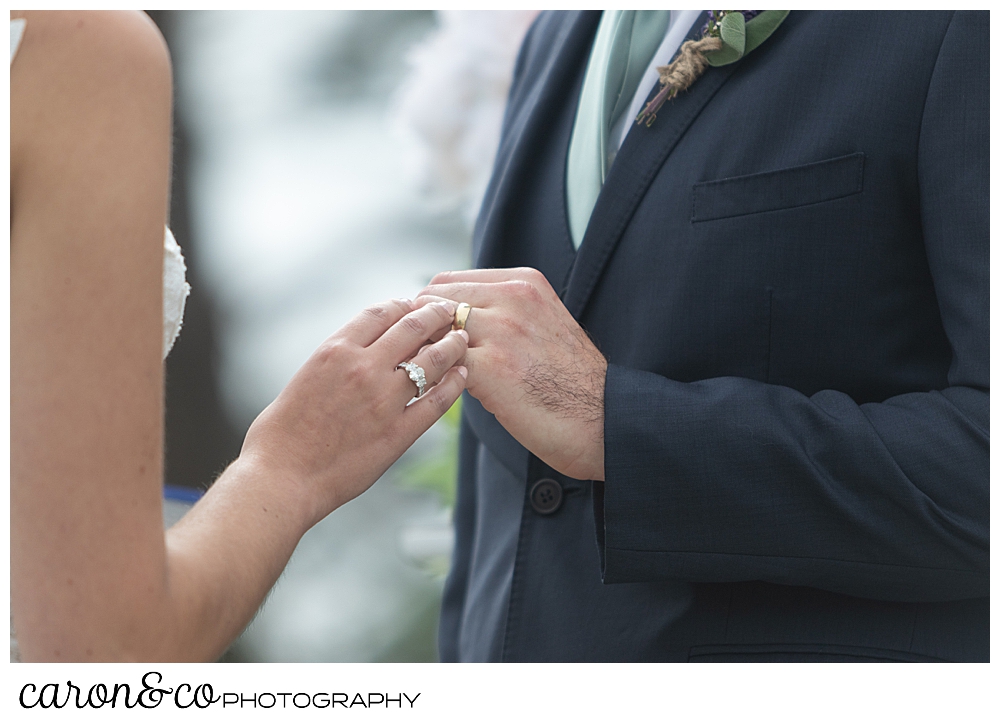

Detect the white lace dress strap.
xmin=11 ymin=17 xmax=25 ymax=62
xmin=163 ymin=228 xmax=191 ymax=357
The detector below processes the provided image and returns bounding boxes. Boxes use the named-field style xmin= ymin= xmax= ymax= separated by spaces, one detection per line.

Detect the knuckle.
xmin=522 ymin=281 xmax=544 ymax=302
xmin=524 ymin=267 xmax=546 ymax=285
xmin=316 ymin=339 xmax=348 ymax=364
xmin=427 ymin=385 xmax=454 ymax=416
xmin=505 ymin=279 xmax=537 ymax=299
xmin=495 ymin=313 xmax=523 ymax=338
xmin=342 ymin=359 xmax=369 ymax=386
xmin=483 ymin=344 xmax=509 ymax=370
xmin=401 ymin=313 xmax=427 ymax=336
xmin=361 ymin=303 xmax=390 ymax=322
xmin=319 ymin=345 xmax=371 ymax=385
xmin=433 ymin=302 xmax=454 ymax=320
xmin=426 ymin=345 xmax=449 ymax=370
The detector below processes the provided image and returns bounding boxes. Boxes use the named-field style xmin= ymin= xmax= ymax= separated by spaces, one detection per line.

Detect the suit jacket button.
xmin=530 ymin=478 xmax=563 ymax=515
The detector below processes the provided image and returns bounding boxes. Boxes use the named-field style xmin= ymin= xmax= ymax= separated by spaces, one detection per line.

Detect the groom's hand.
xmin=418 ymin=268 xmax=606 ymax=481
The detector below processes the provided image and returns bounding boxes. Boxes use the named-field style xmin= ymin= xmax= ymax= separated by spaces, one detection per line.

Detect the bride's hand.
xmin=237 ymin=298 xmax=467 ymax=525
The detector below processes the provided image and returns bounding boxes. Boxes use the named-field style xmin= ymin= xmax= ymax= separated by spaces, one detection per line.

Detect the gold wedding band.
xmin=453 ymin=303 xmax=472 ymax=331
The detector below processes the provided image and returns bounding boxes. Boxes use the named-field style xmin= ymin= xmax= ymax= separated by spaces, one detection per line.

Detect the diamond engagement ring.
xmin=453 ymin=303 xmax=472 ymax=331
xmin=395 ymin=361 xmax=427 ymax=398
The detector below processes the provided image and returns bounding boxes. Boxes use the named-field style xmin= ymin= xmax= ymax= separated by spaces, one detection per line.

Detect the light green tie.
xmin=566 ymin=10 xmax=672 ymax=249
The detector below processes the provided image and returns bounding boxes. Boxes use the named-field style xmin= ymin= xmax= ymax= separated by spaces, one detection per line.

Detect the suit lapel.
xmin=563 ymin=13 xmax=739 ymax=319
xmin=475 ymin=11 xmax=601 ymax=270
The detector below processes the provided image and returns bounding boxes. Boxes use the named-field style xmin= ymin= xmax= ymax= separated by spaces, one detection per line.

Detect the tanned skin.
xmin=11 ymin=10 xmax=467 ymax=661
xmin=418 ymin=267 xmax=607 ymax=482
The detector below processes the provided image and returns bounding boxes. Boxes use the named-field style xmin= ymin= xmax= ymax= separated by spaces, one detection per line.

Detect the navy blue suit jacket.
xmin=440 ymin=10 xmax=988 ymax=662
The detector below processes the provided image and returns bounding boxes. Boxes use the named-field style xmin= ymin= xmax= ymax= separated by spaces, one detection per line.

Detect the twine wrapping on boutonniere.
xmin=636 ymin=10 xmax=790 ymax=127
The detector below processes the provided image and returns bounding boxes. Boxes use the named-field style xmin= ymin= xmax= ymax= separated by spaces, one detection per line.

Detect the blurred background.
xmin=148 ymin=10 xmax=537 ymax=662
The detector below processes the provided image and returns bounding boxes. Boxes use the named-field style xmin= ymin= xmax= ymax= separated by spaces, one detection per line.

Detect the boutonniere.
xmin=636 ymin=10 xmax=790 ymax=127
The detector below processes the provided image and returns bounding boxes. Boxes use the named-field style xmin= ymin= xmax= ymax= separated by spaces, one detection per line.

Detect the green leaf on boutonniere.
xmin=709 ymin=11 xmax=746 ymax=65
xmin=636 ymin=10 xmax=791 ymax=127
xmin=706 ymin=10 xmax=790 ymax=67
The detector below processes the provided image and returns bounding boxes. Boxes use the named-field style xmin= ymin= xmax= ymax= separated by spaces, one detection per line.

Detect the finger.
xmin=416 ymin=281 xmax=513 ymax=308
xmin=429 ymin=267 xmax=545 ymax=286
xmin=391 ymin=330 xmax=467 ymax=404
xmin=414 ymin=294 xmax=503 ymax=343
xmin=424 ymin=327 xmax=450 ymax=344
xmin=456 ymin=346 xmax=490 ymax=390
xmin=412 ymin=294 xmax=451 ymax=308
xmin=412 ymin=295 xmax=458 ymax=342
xmin=373 ymin=300 xmax=457 ymax=360
xmin=402 ymin=366 xmax=467 ymax=432
xmin=337 ymin=298 xmax=413 ymax=347
xmin=406 ymin=329 xmax=468 ymax=390
xmin=410 ymin=296 xmax=454 ymax=342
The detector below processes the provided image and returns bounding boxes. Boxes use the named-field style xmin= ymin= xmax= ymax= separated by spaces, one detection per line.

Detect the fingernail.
xmin=457 ymin=366 xmax=468 ymax=379
xmin=438 ymin=300 xmax=457 ymax=314
xmin=395 ymin=298 xmax=413 ymax=308
xmin=456 ymin=329 xmax=469 ymax=342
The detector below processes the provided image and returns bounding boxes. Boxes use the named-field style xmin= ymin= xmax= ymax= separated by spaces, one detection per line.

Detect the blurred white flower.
xmin=394 ymin=10 xmax=538 ymax=228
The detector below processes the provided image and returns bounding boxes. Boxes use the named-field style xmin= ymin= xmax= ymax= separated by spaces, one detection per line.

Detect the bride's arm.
xmin=11 ymin=10 xmax=467 ymax=662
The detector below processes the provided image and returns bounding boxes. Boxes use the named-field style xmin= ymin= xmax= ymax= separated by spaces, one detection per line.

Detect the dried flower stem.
xmin=636 ymin=35 xmax=723 ymax=127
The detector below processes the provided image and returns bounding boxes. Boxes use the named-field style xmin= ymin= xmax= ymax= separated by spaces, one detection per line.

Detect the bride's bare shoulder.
xmin=10 ymin=11 xmax=170 ymax=100
xmin=11 ymin=11 xmax=169 ymax=71
xmin=13 ymin=11 xmax=165 ymax=50
xmin=10 ymin=11 xmax=171 ymax=188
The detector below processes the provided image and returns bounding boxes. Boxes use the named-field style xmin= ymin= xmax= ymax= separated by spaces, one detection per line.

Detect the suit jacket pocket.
xmin=691 ymin=152 xmax=865 ymax=223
